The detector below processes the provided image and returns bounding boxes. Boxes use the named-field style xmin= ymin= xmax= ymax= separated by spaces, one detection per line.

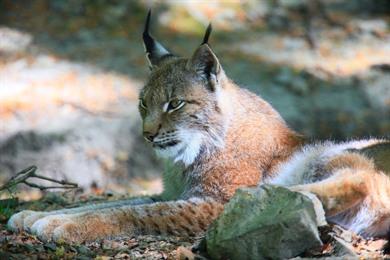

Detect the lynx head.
xmin=139 ymin=11 xmax=229 ymax=166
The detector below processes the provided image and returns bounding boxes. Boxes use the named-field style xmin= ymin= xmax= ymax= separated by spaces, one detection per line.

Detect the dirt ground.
xmin=1 ymin=192 xmax=390 ymax=259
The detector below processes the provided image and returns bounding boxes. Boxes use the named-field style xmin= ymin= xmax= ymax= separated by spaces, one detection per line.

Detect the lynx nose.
xmin=143 ymin=116 xmax=161 ymax=143
xmin=143 ymin=131 xmax=157 ymax=142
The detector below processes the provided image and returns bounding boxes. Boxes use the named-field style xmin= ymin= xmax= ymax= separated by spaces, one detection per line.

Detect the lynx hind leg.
xmin=291 ymin=152 xmax=390 ymax=237
xmin=289 ymin=168 xmax=370 ymax=217
xmin=347 ymin=171 xmax=390 ymax=237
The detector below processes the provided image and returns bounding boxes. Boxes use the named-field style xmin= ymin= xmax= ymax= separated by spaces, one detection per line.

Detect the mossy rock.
xmin=206 ymin=185 xmax=323 ymax=260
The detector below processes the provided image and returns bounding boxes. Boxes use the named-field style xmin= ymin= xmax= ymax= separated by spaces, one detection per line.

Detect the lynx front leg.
xmin=32 ymin=197 xmax=223 ymax=243
xmin=7 ymin=196 xmax=155 ymax=232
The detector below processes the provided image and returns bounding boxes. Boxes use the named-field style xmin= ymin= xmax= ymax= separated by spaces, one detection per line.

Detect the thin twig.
xmin=59 ymin=101 xmax=123 ymax=118
xmin=0 ymin=165 xmax=78 ymax=192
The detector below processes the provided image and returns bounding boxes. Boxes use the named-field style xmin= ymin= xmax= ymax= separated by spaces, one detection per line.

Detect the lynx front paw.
xmin=23 ymin=212 xmax=49 ymax=232
xmin=52 ymin=222 xmax=87 ymax=243
xmin=52 ymin=215 xmax=121 ymax=243
xmin=7 ymin=210 xmax=39 ymax=232
xmin=51 ymin=213 xmax=127 ymax=243
xmin=31 ymin=214 xmax=73 ymax=241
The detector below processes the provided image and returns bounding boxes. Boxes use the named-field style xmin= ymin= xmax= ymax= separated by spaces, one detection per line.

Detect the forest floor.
xmin=1 ymin=191 xmax=390 ymax=259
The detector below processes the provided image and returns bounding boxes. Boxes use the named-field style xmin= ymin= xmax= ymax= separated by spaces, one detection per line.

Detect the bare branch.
xmin=0 ymin=166 xmax=78 ymax=192
xmin=59 ymin=101 xmax=122 ymax=118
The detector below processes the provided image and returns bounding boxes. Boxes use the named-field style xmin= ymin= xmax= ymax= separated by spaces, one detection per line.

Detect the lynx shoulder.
xmin=7 ymin=11 xmax=390 ymax=243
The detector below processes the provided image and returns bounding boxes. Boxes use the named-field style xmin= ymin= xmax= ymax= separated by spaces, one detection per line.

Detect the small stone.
xmin=114 ymin=252 xmax=131 ymax=259
xmin=44 ymin=242 xmax=57 ymax=251
xmin=22 ymin=243 xmax=35 ymax=252
xmin=102 ymin=240 xmax=126 ymax=250
xmin=76 ymin=245 xmax=92 ymax=256
xmin=338 ymin=229 xmax=353 ymax=243
xmin=332 ymin=237 xmax=358 ymax=257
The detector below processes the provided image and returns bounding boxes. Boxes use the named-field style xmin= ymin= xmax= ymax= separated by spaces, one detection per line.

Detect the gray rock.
xmin=297 ymin=191 xmax=327 ymax=227
xmin=206 ymin=185 xmax=323 ymax=260
xmin=332 ymin=236 xmax=358 ymax=258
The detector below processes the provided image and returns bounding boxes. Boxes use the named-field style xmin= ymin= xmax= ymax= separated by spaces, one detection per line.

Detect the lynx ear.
xmin=143 ymin=10 xmax=172 ymax=69
xmin=187 ymin=23 xmax=222 ymax=91
xmin=188 ymin=44 xmax=221 ymax=91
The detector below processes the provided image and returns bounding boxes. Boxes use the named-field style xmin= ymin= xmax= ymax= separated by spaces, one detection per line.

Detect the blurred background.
xmin=0 ymin=0 xmax=389 ymax=199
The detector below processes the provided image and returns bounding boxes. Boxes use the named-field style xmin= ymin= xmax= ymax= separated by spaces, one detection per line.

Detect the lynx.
xmin=7 ymin=11 xmax=390 ymax=243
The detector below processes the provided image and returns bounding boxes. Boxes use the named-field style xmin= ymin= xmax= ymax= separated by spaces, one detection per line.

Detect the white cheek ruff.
xmin=174 ymin=131 xmax=203 ymax=166
xmin=154 ymin=130 xmax=203 ymax=167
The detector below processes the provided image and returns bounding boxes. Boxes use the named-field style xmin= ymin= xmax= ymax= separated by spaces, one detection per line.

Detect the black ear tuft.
xmin=143 ymin=9 xmax=154 ymax=55
xmin=142 ymin=9 xmax=172 ymax=68
xmin=202 ymin=23 xmax=212 ymax=45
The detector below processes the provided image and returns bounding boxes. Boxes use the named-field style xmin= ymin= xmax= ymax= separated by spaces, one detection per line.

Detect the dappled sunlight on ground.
xmin=1 ymin=63 xmax=138 ymax=115
xmin=0 ymin=26 xmax=163 ymax=197
xmin=239 ymin=31 xmax=390 ymax=77
xmin=0 ymin=52 xmax=139 ymax=125
xmin=158 ymin=2 xmax=389 ymax=78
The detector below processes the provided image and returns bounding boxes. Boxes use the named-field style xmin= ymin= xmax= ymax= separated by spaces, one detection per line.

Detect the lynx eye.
xmin=139 ymin=99 xmax=147 ymax=109
xmin=166 ymin=99 xmax=185 ymax=113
